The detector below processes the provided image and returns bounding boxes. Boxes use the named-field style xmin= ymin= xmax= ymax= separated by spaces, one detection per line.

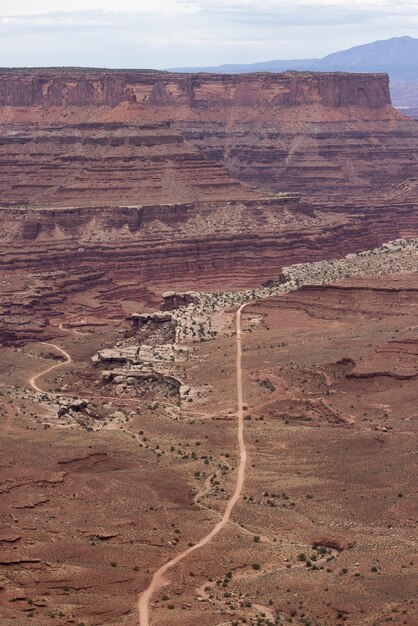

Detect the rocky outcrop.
xmin=162 ymin=291 xmax=200 ymax=311
xmin=131 ymin=312 xmax=173 ymax=329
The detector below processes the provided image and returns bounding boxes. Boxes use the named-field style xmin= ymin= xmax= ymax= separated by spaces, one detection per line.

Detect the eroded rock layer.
xmin=177 ymin=118 xmax=418 ymax=199
xmin=1 ymin=197 xmax=417 ymax=343
xmin=1 ymin=68 xmax=417 ymax=200
xmin=0 ymin=69 xmax=417 ymax=345
xmin=0 ymin=68 xmax=392 ymax=110
xmin=0 ymin=198 xmax=410 ymax=278
xmin=0 ymin=122 xmax=246 ymax=207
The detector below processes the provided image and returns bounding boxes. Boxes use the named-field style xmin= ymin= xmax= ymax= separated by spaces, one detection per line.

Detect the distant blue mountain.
xmin=169 ymin=36 xmax=418 ymax=80
xmin=170 ymin=58 xmax=315 ymax=74
xmin=169 ymin=36 xmax=418 ymax=116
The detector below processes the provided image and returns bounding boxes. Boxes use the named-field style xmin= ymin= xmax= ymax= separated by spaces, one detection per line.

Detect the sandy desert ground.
xmin=0 ymin=241 xmax=417 ymax=626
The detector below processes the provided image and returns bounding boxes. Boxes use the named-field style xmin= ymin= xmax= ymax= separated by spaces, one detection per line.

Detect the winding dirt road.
xmin=137 ymin=303 xmax=248 ymax=626
xmin=58 ymin=321 xmax=87 ymax=336
xmin=29 ymin=342 xmax=72 ymax=393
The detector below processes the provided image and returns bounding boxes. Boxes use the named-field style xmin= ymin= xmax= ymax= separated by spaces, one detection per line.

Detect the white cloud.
xmin=0 ymin=0 xmax=197 ymax=17
xmin=1 ymin=0 xmax=416 ymax=16
xmin=0 ymin=0 xmax=416 ymax=68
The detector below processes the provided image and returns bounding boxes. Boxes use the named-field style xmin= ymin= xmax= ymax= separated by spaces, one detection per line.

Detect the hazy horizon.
xmin=1 ymin=1 xmax=417 ymax=69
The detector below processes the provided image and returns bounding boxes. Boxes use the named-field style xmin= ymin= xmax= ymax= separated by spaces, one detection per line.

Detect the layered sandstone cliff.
xmin=1 ymin=69 xmax=417 ymax=200
xmin=0 ymin=68 xmax=392 ymax=110
xmin=2 ymin=196 xmax=415 ymax=277
xmin=0 ymin=121 xmax=247 ymax=207
xmin=0 ymin=69 xmax=417 ymax=343
xmin=1 ymin=195 xmax=417 ymax=342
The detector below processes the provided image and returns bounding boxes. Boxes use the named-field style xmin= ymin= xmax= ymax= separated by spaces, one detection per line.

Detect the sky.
xmin=0 ymin=0 xmax=417 ymax=68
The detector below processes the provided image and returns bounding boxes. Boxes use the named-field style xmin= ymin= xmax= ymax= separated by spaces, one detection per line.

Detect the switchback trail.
xmin=137 ymin=303 xmax=248 ymax=626
xmin=58 ymin=321 xmax=87 ymax=336
xmin=29 ymin=342 xmax=72 ymax=393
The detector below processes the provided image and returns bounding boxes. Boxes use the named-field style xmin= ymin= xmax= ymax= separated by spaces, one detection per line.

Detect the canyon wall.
xmin=0 ymin=122 xmax=247 ymax=207
xmin=1 ymin=195 xmax=417 ymax=342
xmin=1 ymin=69 xmax=417 ymax=201
xmin=0 ymin=69 xmax=417 ymax=343
xmin=2 ymin=197 xmax=415 ymax=278
xmin=0 ymin=69 xmax=392 ymax=110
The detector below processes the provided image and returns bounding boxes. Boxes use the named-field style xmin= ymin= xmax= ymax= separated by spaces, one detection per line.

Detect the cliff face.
xmin=0 ymin=122 xmax=247 ymax=207
xmin=2 ymin=198 xmax=415 ymax=277
xmin=0 ymin=69 xmax=391 ymax=109
xmin=0 ymin=69 xmax=417 ymax=343
xmin=1 ymin=195 xmax=417 ymax=342
xmin=1 ymin=69 xmax=416 ymax=201
xmin=177 ymin=119 xmax=418 ymax=200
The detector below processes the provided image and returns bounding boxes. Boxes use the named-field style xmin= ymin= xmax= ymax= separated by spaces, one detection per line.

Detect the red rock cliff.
xmin=2 ymin=69 xmax=415 ymax=201
xmin=0 ymin=69 xmax=391 ymax=109
xmin=0 ymin=69 xmax=417 ymax=344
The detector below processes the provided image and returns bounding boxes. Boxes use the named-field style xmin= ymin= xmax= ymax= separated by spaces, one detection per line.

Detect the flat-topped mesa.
xmin=2 ymin=69 xmax=414 ymax=201
xmin=0 ymin=69 xmax=391 ymax=111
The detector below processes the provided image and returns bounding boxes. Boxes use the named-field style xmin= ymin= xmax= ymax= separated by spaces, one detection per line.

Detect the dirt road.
xmin=137 ymin=303 xmax=248 ymax=625
xmin=29 ymin=342 xmax=73 ymax=393
xmin=58 ymin=321 xmax=86 ymax=336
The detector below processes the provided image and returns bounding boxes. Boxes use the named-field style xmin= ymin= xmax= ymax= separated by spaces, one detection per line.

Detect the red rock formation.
xmin=0 ymin=69 xmax=417 ymax=344
xmin=0 ymin=69 xmax=391 ymax=109
xmin=1 ymin=68 xmax=416 ymax=200
xmin=0 ymin=195 xmax=417 ymax=342
xmin=0 ymin=121 xmax=247 ymax=207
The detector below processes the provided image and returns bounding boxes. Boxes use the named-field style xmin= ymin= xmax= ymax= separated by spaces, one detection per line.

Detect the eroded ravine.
xmin=137 ymin=303 xmax=248 ymax=625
